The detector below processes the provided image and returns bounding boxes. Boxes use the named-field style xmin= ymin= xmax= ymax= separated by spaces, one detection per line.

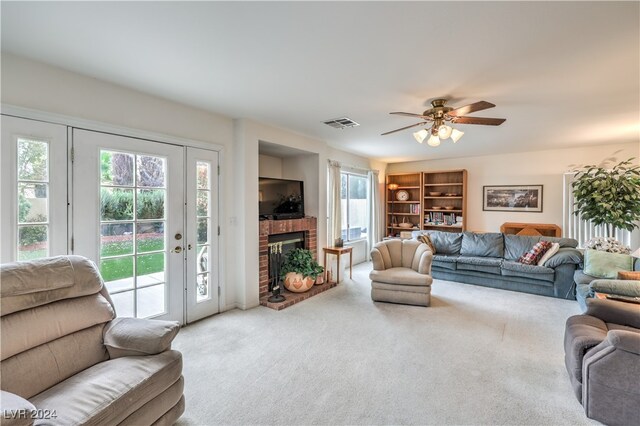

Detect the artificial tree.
xmin=572 ymin=158 xmax=640 ymax=238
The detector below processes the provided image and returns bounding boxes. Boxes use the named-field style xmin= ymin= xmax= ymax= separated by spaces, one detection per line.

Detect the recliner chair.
xmin=564 ymin=298 xmax=640 ymax=425
xmin=369 ymin=239 xmax=433 ymax=306
xmin=1 ymin=256 xmax=185 ymax=426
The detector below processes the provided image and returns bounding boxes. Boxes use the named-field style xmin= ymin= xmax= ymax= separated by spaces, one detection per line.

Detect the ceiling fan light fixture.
xmin=438 ymin=124 xmax=453 ymax=139
xmin=427 ymin=134 xmax=441 ymax=147
xmin=413 ymin=129 xmax=429 ymax=144
xmin=450 ymin=128 xmax=464 ymax=143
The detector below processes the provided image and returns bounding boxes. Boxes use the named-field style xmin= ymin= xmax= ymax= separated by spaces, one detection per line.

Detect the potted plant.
xmin=280 ymin=248 xmax=324 ymax=292
xmin=572 ymin=158 xmax=640 ymax=252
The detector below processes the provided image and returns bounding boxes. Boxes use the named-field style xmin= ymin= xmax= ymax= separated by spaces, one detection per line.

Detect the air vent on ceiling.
xmin=323 ymin=117 xmax=360 ymax=129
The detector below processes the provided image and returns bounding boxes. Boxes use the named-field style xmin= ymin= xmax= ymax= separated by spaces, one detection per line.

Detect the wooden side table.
xmin=323 ymin=246 xmax=353 ymax=283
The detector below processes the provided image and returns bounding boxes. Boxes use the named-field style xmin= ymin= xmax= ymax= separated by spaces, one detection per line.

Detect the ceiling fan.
xmin=381 ymin=98 xmax=506 ymax=147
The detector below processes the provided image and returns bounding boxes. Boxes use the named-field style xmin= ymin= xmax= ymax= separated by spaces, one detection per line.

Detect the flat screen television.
xmin=259 ymin=177 xmax=304 ymax=219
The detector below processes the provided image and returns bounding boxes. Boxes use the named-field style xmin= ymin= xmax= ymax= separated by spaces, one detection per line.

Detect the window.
xmin=340 ymin=172 xmax=368 ymax=241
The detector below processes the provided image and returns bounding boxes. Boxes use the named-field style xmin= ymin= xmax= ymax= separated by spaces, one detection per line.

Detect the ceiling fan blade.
xmin=390 ymin=112 xmax=431 ymax=119
xmin=381 ymin=122 xmax=429 ymax=136
xmin=451 ymin=116 xmax=506 ymax=126
xmin=447 ymin=101 xmax=495 ymax=117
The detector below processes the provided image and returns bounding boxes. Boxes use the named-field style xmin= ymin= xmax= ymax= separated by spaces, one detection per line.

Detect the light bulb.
xmin=427 ymin=134 xmax=441 ymax=147
xmin=438 ymin=125 xmax=453 ymax=139
xmin=450 ymin=128 xmax=464 ymax=143
xmin=413 ymin=129 xmax=429 ymax=144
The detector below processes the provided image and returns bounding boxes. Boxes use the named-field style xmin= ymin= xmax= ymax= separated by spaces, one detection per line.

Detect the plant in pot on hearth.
xmin=280 ymin=248 xmax=324 ymax=292
xmin=572 ymin=157 xmax=640 ymax=253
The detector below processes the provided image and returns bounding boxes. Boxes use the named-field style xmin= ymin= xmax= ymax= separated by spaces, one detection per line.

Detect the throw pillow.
xmin=617 ymin=271 xmax=640 ymax=280
xmin=584 ymin=249 xmax=633 ymax=279
xmin=518 ymin=241 xmax=553 ymax=265
xmin=537 ymin=242 xmax=560 ymax=266
xmin=419 ymin=234 xmax=436 ymax=254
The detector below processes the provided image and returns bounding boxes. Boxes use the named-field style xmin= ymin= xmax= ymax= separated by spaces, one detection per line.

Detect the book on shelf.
xmin=425 ymin=212 xmax=463 ymax=227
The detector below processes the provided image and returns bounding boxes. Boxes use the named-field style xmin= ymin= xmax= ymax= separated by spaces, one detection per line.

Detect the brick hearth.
xmin=259 ymin=217 xmax=327 ymax=309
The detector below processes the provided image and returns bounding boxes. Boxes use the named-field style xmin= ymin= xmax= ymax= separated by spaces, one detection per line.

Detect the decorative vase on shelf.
xmin=283 ymin=272 xmax=315 ymax=293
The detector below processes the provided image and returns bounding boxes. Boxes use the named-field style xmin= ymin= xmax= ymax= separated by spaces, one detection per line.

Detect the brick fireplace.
xmin=258 ymin=217 xmax=336 ymax=310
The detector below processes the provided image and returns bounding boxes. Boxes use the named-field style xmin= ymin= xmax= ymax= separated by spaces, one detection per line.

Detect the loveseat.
xmin=564 ymin=298 xmax=640 ymax=425
xmin=411 ymin=230 xmax=582 ymax=299
xmin=0 ymin=256 xmax=185 ymax=426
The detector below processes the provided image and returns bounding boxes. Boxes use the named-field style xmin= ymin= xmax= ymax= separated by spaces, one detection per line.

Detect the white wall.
xmin=258 ymin=154 xmax=283 ymax=178
xmin=388 ymin=142 xmax=640 ymax=234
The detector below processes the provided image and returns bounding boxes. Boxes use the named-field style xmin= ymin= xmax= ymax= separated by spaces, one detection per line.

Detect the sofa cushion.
xmin=544 ymin=248 xmax=583 ymax=268
xmin=371 ymin=282 xmax=432 ymax=294
xmin=1 ymin=293 xmax=114 ymax=361
xmin=501 ymin=261 xmax=555 ymax=282
xmin=504 ymin=235 xmax=540 ymax=261
xmin=369 ymin=267 xmax=432 ymax=286
xmin=574 ymin=270 xmax=599 ymax=286
xmin=540 ymin=236 xmax=579 ymax=248
xmin=432 ymin=254 xmax=458 ymax=271
xmin=460 ymin=232 xmax=504 ymax=258
xmin=1 ymin=324 xmax=109 ymax=399
xmin=1 ymin=256 xmax=105 ymax=316
xmin=456 ymin=256 xmax=502 ymax=275
xmin=30 ymin=350 xmax=183 ymax=426
xmin=584 ymin=249 xmax=633 ymax=279
xmin=428 ymin=231 xmax=463 ymax=255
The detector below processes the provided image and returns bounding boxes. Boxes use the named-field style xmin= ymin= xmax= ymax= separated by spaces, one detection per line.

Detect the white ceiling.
xmin=1 ymin=2 xmax=638 ymax=163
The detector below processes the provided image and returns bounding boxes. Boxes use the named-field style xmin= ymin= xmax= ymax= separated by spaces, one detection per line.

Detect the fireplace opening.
xmin=268 ymin=232 xmax=305 ymax=291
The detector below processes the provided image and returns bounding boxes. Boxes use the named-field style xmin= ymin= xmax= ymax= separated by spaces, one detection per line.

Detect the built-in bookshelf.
xmin=386 ymin=173 xmax=422 ymax=237
xmin=422 ymin=170 xmax=467 ymax=232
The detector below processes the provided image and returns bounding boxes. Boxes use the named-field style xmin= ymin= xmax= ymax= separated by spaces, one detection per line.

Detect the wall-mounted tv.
xmin=259 ymin=177 xmax=305 ymax=220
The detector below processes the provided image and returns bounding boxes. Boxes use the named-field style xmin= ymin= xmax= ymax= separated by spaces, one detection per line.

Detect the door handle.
xmin=171 ymin=246 xmax=183 ymax=253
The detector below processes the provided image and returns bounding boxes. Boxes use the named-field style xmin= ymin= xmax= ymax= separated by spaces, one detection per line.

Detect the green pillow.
xmin=584 ymin=249 xmax=633 ymax=279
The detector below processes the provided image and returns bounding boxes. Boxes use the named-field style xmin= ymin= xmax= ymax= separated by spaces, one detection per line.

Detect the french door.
xmin=72 ymin=129 xmax=219 ymax=323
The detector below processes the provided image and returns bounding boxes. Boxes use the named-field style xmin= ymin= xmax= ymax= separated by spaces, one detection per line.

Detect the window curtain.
xmin=367 ymin=170 xmax=381 ymax=260
xmin=327 ymin=160 xmax=342 ymax=245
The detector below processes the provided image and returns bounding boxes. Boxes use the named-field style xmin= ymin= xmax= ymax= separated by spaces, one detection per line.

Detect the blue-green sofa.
xmin=411 ymin=230 xmax=583 ymax=299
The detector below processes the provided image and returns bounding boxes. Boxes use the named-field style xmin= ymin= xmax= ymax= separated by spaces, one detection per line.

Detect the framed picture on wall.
xmin=483 ymin=185 xmax=543 ymax=212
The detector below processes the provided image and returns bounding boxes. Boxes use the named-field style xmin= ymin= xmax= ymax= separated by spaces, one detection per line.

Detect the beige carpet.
xmin=174 ymin=262 xmax=596 ymax=425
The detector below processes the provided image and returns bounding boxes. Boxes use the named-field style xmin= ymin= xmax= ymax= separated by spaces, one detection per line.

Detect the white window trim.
xmin=341 ymin=171 xmax=368 ymax=243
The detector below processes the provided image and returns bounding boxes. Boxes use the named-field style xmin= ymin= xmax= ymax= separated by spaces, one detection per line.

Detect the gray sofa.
xmin=574 ymin=258 xmax=640 ymax=311
xmin=412 ymin=230 xmax=582 ymax=299
xmin=0 ymin=256 xmax=185 ymax=426
xmin=564 ymin=298 xmax=640 ymax=425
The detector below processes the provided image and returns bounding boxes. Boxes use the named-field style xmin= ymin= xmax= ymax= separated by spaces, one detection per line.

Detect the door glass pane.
xmin=18 ymin=139 xmax=48 ymax=181
xmin=137 ymin=189 xmax=165 ymax=219
xmin=137 ymin=285 xmax=165 ymax=318
xmin=195 ymin=161 xmax=211 ymax=303
xmin=101 ymin=223 xmax=134 ymax=257
xmin=17 ymin=138 xmax=50 ymax=259
xmin=137 ymin=155 xmax=165 ymax=188
xmin=137 ymin=222 xmax=164 ymax=253
xmin=101 ymin=256 xmax=134 ymax=292
xmin=99 ymin=149 xmax=168 ymax=318
xmin=101 ymin=188 xmax=134 ymax=221
xmin=17 ymin=225 xmax=48 ymax=261
xmin=101 ymin=151 xmax=134 ymax=186
xmin=110 ymin=291 xmax=135 ymax=318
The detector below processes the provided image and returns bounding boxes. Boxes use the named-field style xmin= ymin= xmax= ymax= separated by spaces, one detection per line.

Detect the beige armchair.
xmin=369 ymin=239 xmax=433 ymax=306
xmin=0 ymin=256 xmax=184 ymax=426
